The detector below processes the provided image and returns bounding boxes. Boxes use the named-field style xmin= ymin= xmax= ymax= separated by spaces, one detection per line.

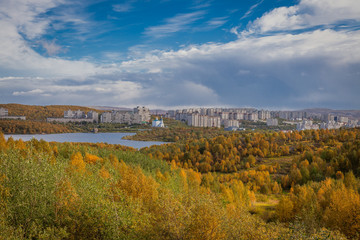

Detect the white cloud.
xmin=13 ymin=88 xmax=50 ymax=97
xmin=2 ymin=76 xmax=144 ymax=105
xmin=121 ymin=29 xmax=360 ymax=71
xmin=0 ymin=0 xmax=61 ymax=39
xmin=0 ymin=0 xmax=359 ymax=109
xmin=0 ymin=0 xmax=106 ymax=78
xmin=246 ymin=0 xmax=360 ymax=34
xmin=115 ymin=28 xmax=360 ymax=108
xmin=113 ymin=1 xmax=135 ymax=13
xmin=240 ymin=0 xmax=264 ymax=20
xmin=191 ymin=1 xmax=211 ymax=10
xmin=1 ymin=27 xmax=359 ymax=108
xmin=41 ymin=39 xmax=63 ymax=56
xmin=102 ymin=52 xmax=126 ymax=62
xmin=144 ymin=11 xmax=206 ymax=38
xmin=207 ymin=17 xmax=227 ymax=26
xmin=250 ymin=6 xmax=301 ymax=32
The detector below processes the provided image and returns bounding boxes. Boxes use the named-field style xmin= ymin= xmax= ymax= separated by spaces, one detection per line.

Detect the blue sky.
xmin=0 ymin=0 xmax=359 ymax=109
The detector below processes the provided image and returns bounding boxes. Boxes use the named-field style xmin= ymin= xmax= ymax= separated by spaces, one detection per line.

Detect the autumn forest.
xmin=1 ymin=104 xmax=360 ymax=239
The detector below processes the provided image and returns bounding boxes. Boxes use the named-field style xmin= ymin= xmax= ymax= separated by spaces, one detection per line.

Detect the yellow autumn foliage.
xmin=323 ymin=186 xmax=360 ymax=238
xmin=99 ymin=166 xmax=111 ymax=180
xmin=69 ymin=152 xmax=86 ymax=173
xmin=55 ymin=178 xmax=80 ymax=218
xmin=84 ymin=153 xmax=101 ymax=164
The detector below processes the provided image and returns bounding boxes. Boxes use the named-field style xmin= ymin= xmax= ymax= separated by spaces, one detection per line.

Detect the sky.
xmin=0 ymin=0 xmax=359 ymax=110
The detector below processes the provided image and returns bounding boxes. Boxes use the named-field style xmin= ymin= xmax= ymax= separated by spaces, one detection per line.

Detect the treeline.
xmin=0 ymin=133 xmax=346 ymax=239
xmin=141 ymin=128 xmax=360 ymax=174
xmin=140 ymin=129 xmax=360 ymax=197
xmin=138 ymin=128 xmax=360 ymax=238
xmin=0 ymin=119 xmax=72 ymax=134
xmin=0 ymin=103 xmax=100 ymax=121
xmin=281 ymin=138 xmax=360 ymax=189
xmin=124 ymin=126 xmax=230 ymax=142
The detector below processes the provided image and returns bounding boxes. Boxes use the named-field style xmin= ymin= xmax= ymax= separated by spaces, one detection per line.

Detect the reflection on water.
xmin=5 ymin=132 xmax=167 ymax=149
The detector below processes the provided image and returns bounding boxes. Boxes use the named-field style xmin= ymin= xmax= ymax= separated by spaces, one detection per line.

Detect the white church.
xmin=152 ymin=118 xmax=165 ymax=127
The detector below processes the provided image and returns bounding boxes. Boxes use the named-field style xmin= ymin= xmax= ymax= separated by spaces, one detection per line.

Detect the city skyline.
xmin=0 ymin=0 xmax=359 ymax=109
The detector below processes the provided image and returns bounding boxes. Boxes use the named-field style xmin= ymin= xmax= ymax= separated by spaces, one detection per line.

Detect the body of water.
xmin=5 ymin=132 xmax=167 ymax=149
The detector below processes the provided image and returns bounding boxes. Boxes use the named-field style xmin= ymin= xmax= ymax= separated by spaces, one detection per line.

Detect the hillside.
xmin=0 ymin=103 xmax=101 ymax=121
xmin=0 ymin=132 xmax=349 ymax=239
xmin=139 ymin=127 xmax=360 ymax=239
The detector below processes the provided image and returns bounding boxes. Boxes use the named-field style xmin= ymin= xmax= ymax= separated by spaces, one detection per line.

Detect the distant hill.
xmin=88 ymin=106 xmax=132 ymax=111
xmin=0 ymin=104 xmax=101 ymax=121
xmin=90 ymin=106 xmax=167 ymax=115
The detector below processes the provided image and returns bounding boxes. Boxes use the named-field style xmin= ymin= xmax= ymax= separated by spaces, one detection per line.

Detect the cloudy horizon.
xmin=0 ymin=0 xmax=359 ymax=110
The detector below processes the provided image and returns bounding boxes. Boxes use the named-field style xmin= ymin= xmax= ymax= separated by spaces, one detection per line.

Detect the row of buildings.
xmin=187 ymin=114 xmax=222 ymax=128
xmin=100 ymin=106 xmax=150 ymax=124
xmin=170 ymin=108 xmax=272 ymax=128
xmin=169 ymin=108 xmax=271 ymax=122
xmin=0 ymin=107 xmax=26 ymax=120
xmin=169 ymin=108 xmax=357 ymax=122
xmin=47 ymin=106 xmax=151 ymax=125
xmin=297 ymin=119 xmax=359 ymax=131
xmin=47 ymin=110 xmax=99 ymax=123
xmin=168 ymin=108 xmax=314 ymax=122
xmin=165 ymin=107 xmax=359 ymax=129
xmin=168 ymin=108 xmax=279 ymax=128
xmin=2 ymin=105 xmax=359 ymax=130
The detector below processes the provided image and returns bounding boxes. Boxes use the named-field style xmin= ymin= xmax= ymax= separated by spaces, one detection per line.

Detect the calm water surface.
xmin=5 ymin=132 xmax=167 ymax=149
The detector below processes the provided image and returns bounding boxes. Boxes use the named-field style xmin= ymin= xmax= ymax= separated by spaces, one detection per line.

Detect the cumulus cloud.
xmin=246 ymin=0 xmax=360 ymax=34
xmin=0 ymin=0 xmax=359 ymax=109
xmin=1 ymin=76 xmax=145 ymax=106
xmin=0 ymin=0 xmax=104 ymax=78
xmin=122 ymin=30 xmax=360 ymax=69
xmin=2 ymin=28 xmax=359 ymax=108
xmin=116 ymin=28 xmax=360 ymax=108
xmin=0 ymin=0 xmax=60 ymax=39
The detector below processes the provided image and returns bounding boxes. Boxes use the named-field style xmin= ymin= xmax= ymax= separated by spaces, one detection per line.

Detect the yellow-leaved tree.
xmin=68 ymin=152 xmax=86 ymax=174
xmin=323 ymin=186 xmax=360 ymax=238
xmin=276 ymin=196 xmax=294 ymax=222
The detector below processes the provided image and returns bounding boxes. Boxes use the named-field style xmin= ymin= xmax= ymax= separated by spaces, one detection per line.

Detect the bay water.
xmin=5 ymin=132 xmax=167 ymax=149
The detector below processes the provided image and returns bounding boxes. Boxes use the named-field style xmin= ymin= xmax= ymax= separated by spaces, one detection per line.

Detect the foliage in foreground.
xmin=276 ymin=178 xmax=360 ymax=239
xmin=0 ymin=133 xmax=347 ymax=239
xmin=139 ymin=128 xmax=360 ymax=238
